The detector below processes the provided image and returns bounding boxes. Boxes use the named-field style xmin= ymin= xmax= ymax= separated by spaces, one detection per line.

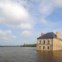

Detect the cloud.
xmin=0 ymin=30 xmax=16 ymax=42
xmin=40 ymin=18 xmax=48 ymax=24
xmin=39 ymin=0 xmax=62 ymax=26
xmin=21 ymin=30 xmax=32 ymax=37
xmin=40 ymin=2 xmax=54 ymax=17
xmin=0 ymin=0 xmax=29 ymax=27
xmin=40 ymin=18 xmax=55 ymax=26
xmin=53 ymin=0 xmax=62 ymax=7
xmin=20 ymin=23 xmax=32 ymax=30
xmin=39 ymin=0 xmax=54 ymax=26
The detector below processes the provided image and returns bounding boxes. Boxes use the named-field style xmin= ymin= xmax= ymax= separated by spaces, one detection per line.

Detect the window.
xmin=39 ymin=46 xmax=41 ymax=49
xmin=47 ymin=46 xmax=49 ymax=49
xmin=39 ymin=41 xmax=41 ymax=44
xmin=43 ymin=40 xmax=45 ymax=44
xmin=43 ymin=46 xmax=45 ymax=49
xmin=48 ymin=40 xmax=50 ymax=44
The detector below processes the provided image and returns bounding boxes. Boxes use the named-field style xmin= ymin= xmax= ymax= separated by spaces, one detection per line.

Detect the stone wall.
xmin=53 ymin=39 xmax=62 ymax=50
xmin=37 ymin=39 xmax=53 ymax=51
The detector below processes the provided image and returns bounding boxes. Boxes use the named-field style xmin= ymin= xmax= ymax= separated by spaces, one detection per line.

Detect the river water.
xmin=0 ymin=47 xmax=62 ymax=62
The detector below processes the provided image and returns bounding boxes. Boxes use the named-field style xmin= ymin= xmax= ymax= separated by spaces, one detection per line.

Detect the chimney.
xmin=56 ymin=32 xmax=60 ymax=39
xmin=41 ymin=33 xmax=44 ymax=36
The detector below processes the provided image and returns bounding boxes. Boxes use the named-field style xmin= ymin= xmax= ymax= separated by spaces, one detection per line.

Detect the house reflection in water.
xmin=36 ymin=51 xmax=62 ymax=62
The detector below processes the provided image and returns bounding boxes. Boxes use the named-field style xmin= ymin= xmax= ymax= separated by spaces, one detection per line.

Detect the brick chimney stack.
xmin=56 ymin=32 xmax=60 ymax=39
xmin=41 ymin=33 xmax=44 ymax=36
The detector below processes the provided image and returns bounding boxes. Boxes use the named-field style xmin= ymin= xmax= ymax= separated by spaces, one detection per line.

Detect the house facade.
xmin=37 ymin=32 xmax=62 ymax=51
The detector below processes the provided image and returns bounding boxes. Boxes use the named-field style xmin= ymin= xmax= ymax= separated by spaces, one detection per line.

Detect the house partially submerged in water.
xmin=37 ymin=32 xmax=62 ymax=51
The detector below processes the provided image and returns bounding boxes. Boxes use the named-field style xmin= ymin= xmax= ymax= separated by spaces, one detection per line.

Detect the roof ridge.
xmin=37 ymin=32 xmax=56 ymax=39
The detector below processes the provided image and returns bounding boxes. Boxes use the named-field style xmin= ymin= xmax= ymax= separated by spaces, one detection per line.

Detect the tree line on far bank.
xmin=0 ymin=44 xmax=36 ymax=47
xmin=21 ymin=44 xmax=36 ymax=47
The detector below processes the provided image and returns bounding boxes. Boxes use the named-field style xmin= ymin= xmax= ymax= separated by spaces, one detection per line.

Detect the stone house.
xmin=37 ymin=32 xmax=62 ymax=51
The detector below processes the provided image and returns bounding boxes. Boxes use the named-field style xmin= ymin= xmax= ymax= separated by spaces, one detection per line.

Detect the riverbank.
xmin=21 ymin=44 xmax=36 ymax=47
xmin=0 ymin=44 xmax=36 ymax=47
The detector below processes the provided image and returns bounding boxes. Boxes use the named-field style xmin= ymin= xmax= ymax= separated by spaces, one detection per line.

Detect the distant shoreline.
xmin=21 ymin=44 xmax=36 ymax=47
xmin=0 ymin=44 xmax=36 ymax=47
xmin=0 ymin=46 xmax=20 ymax=47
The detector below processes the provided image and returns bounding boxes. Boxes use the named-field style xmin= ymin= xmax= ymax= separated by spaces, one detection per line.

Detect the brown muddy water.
xmin=0 ymin=47 xmax=62 ymax=62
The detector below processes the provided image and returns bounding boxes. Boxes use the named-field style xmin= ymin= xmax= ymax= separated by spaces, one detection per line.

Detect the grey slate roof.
xmin=37 ymin=32 xmax=56 ymax=39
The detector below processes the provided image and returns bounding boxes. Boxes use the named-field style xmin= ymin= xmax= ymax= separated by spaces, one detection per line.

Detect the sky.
xmin=0 ymin=0 xmax=62 ymax=45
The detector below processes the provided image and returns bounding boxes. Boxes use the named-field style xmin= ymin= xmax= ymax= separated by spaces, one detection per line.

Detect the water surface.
xmin=0 ymin=47 xmax=62 ymax=62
